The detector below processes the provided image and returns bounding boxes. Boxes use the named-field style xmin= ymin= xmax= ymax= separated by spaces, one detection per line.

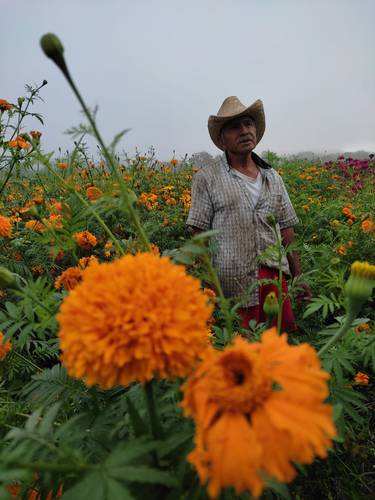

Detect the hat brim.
xmin=208 ymin=100 xmax=265 ymax=151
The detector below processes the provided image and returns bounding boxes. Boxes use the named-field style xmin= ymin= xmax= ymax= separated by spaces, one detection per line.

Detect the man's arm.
xmin=280 ymin=226 xmax=312 ymax=302
xmin=280 ymin=227 xmax=302 ymax=277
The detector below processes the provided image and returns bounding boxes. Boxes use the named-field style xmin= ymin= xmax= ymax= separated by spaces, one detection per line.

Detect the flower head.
xmin=54 ymin=267 xmax=83 ymax=291
xmin=0 ymin=99 xmax=12 ymax=111
xmin=8 ymin=135 xmax=30 ymax=149
xmin=30 ymin=130 xmax=42 ymax=141
xmin=0 ymin=216 xmax=12 ymax=238
xmin=182 ymin=329 xmax=336 ymax=498
xmin=74 ymin=230 xmax=97 ymax=250
xmin=354 ymin=372 xmax=369 ymax=385
xmin=58 ymin=253 xmax=213 ymax=388
xmin=57 ymin=162 xmax=68 ymax=170
xmin=361 ymin=219 xmax=374 ymax=233
xmin=0 ymin=331 xmax=12 ymax=360
xmin=86 ymin=186 xmax=103 ymax=201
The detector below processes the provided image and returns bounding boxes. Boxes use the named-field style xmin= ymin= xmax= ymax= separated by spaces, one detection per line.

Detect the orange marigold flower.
xmin=49 ymin=249 xmax=64 ymax=262
xmin=54 ymin=267 xmax=83 ymax=291
xmin=25 ymin=219 xmax=45 ymax=233
xmin=354 ymin=322 xmax=370 ymax=334
xmin=0 ymin=99 xmax=12 ymax=111
xmin=337 ymin=245 xmax=347 ymax=256
xmin=78 ymin=255 xmax=99 ymax=269
xmin=58 ymin=253 xmax=213 ymax=388
xmin=104 ymin=240 xmax=113 ymax=258
xmin=182 ymin=329 xmax=336 ymax=499
xmin=86 ymin=186 xmax=103 ymax=201
xmin=8 ymin=135 xmax=30 ymax=149
xmin=354 ymin=372 xmax=369 ymax=385
xmin=342 ymin=207 xmax=352 ymax=217
xmin=0 ymin=216 xmax=12 ymax=238
xmin=361 ymin=219 xmax=374 ymax=233
xmin=57 ymin=162 xmax=68 ymax=170
xmin=32 ymin=265 xmax=44 ymax=275
xmin=0 ymin=331 xmax=12 ymax=360
xmin=74 ymin=230 xmax=97 ymax=250
xmin=30 ymin=130 xmax=42 ymax=141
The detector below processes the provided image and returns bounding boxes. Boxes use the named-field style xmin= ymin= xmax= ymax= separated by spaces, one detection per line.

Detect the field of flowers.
xmin=0 ymin=34 xmax=374 ymax=500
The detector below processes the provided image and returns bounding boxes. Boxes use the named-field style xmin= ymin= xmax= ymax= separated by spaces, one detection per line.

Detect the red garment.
xmin=238 ymin=266 xmax=297 ymax=332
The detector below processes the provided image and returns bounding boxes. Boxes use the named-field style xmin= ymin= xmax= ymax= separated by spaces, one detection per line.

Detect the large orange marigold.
xmin=0 ymin=216 xmax=12 ymax=238
xmin=57 ymin=253 xmax=213 ymax=388
xmin=182 ymin=329 xmax=336 ymax=499
xmin=0 ymin=331 xmax=12 ymax=360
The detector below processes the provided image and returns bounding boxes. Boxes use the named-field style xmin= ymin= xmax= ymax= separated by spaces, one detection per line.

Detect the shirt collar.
xmin=221 ymin=152 xmax=272 ymax=176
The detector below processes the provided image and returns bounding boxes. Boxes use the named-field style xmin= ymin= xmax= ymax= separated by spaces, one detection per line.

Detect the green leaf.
xmin=39 ymin=403 xmax=61 ymax=435
xmin=109 ymin=465 xmax=177 ymax=486
xmin=126 ymin=396 xmax=148 ymax=437
xmin=61 ymin=472 xmax=105 ymax=500
xmin=104 ymin=477 xmax=134 ymax=499
xmin=105 ymin=439 xmax=159 ymax=467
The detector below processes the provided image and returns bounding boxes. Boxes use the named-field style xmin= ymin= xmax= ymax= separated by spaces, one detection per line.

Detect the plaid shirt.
xmin=187 ymin=152 xmax=299 ymax=306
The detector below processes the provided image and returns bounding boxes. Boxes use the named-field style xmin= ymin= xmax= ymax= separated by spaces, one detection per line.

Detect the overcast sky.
xmin=2 ymin=0 xmax=375 ymax=160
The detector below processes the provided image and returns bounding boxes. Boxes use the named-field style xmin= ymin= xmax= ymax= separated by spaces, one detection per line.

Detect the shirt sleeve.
xmin=277 ymin=176 xmax=299 ymax=229
xmin=186 ymin=171 xmax=214 ymax=230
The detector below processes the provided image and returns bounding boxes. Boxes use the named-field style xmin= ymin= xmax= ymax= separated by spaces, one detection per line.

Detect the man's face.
xmin=219 ymin=116 xmax=257 ymax=154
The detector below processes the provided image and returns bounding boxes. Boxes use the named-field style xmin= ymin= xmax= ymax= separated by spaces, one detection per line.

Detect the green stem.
xmin=62 ymin=68 xmax=150 ymax=251
xmin=318 ymin=311 xmax=356 ymax=357
xmin=144 ymin=380 xmax=164 ymax=439
xmin=13 ymin=351 xmax=43 ymax=372
xmin=203 ymin=252 xmax=233 ymax=342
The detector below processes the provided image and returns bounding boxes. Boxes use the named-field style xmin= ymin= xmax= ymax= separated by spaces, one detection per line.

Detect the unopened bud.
xmin=28 ymin=205 xmax=40 ymax=219
xmin=17 ymin=97 xmax=25 ymax=107
xmin=263 ymin=291 xmax=279 ymax=316
xmin=344 ymin=261 xmax=375 ymax=315
xmin=0 ymin=267 xmax=19 ymax=290
xmin=266 ymin=213 xmax=276 ymax=226
xmin=40 ymin=34 xmax=68 ymax=75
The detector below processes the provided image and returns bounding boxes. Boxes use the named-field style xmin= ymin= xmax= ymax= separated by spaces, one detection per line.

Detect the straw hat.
xmin=208 ymin=97 xmax=265 ymax=151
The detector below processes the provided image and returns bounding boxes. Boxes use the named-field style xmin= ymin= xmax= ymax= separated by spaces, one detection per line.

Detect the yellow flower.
xmin=0 ymin=216 xmax=12 ymax=238
xmin=0 ymin=331 xmax=12 ymax=360
xmin=74 ymin=230 xmax=97 ymax=250
xmin=58 ymin=253 xmax=213 ymax=388
xmin=182 ymin=329 xmax=336 ymax=498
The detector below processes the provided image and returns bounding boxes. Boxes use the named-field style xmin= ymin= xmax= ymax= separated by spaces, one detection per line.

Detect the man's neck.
xmin=225 ymin=151 xmax=259 ymax=177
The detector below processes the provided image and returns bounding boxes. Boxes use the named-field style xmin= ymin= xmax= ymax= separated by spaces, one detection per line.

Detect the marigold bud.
xmin=0 ymin=267 xmax=20 ymax=290
xmin=28 ymin=205 xmax=40 ymax=219
xmin=17 ymin=97 xmax=25 ymax=107
xmin=344 ymin=261 xmax=375 ymax=315
xmin=266 ymin=213 xmax=276 ymax=226
xmin=40 ymin=33 xmax=68 ymax=75
xmin=263 ymin=291 xmax=278 ymax=316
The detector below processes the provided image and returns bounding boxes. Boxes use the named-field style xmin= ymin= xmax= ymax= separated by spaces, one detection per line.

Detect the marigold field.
xmin=0 ymin=75 xmax=374 ymax=499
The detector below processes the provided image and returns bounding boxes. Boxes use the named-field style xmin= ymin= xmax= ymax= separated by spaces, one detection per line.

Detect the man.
xmin=187 ymin=96 xmax=311 ymax=331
